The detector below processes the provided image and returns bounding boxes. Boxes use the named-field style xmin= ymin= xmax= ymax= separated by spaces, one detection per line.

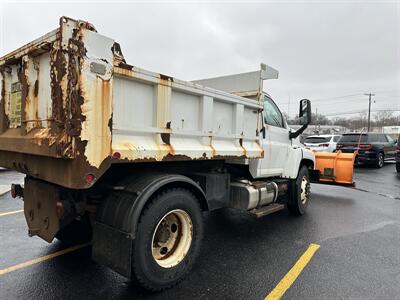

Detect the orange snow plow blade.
xmin=312 ymin=151 xmax=356 ymax=186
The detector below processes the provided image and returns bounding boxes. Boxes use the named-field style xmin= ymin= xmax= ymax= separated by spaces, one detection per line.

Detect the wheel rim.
xmin=151 ymin=209 xmax=193 ymax=268
xmin=300 ymin=175 xmax=310 ymax=205
xmin=378 ymin=155 xmax=384 ymax=167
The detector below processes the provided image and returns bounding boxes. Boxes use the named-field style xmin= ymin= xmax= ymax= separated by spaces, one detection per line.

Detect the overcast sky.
xmin=0 ymin=0 xmax=399 ymax=118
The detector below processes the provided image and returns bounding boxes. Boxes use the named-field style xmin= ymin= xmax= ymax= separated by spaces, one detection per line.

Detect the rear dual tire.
xmin=133 ymin=188 xmax=203 ymax=292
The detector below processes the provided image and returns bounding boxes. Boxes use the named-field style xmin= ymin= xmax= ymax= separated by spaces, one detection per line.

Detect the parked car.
xmin=303 ymin=135 xmax=341 ymax=152
xmin=396 ymin=135 xmax=400 ymax=173
xmin=336 ymin=133 xmax=397 ymax=168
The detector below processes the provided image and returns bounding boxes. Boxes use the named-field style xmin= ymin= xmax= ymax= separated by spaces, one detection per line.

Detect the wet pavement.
xmin=0 ymin=163 xmax=399 ymax=299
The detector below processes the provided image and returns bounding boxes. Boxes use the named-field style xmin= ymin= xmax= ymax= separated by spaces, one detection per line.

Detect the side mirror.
xmin=299 ymin=99 xmax=312 ymax=125
xmin=289 ymin=99 xmax=312 ymax=139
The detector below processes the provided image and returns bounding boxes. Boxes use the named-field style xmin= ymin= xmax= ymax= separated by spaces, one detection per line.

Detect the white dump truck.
xmin=0 ymin=17 xmax=344 ymax=291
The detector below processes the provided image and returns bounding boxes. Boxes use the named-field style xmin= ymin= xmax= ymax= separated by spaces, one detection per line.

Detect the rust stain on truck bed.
xmin=0 ymin=71 xmax=9 ymax=133
xmin=0 ymin=16 xmax=263 ymax=189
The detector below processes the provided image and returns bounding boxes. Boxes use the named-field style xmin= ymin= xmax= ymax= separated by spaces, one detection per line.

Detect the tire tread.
xmin=132 ymin=187 xmax=202 ymax=292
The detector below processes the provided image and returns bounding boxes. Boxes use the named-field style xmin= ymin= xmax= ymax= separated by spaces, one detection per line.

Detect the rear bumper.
xmin=304 ymin=146 xmax=335 ymax=152
xmin=357 ymin=151 xmax=378 ymax=163
xmin=340 ymin=149 xmax=378 ymax=163
xmin=309 ymin=148 xmax=333 ymax=152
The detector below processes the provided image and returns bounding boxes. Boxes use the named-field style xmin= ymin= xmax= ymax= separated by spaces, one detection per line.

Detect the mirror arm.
xmin=260 ymin=126 xmax=266 ymax=139
xmin=289 ymin=124 xmax=308 ymax=140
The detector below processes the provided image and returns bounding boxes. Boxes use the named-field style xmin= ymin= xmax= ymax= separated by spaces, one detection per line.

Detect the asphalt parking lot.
xmin=0 ymin=163 xmax=399 ymax=299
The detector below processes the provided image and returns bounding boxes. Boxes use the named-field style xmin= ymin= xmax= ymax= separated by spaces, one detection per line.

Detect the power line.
xmin=279 ymin=97 xmax=399 ymax=107
xmin=312 ymin=93 xmax=363 ymax=102
xmin=324 ymin=109 xmax=400 ymax=117
xmin=276 ymin=89 xmax=400 ymax=106
xmin=278 ymin=93 xmax=362 ymax=105
xmin=312 ymin=89 xmax=399 ymax=101
xmin=369 ymin=89 xmax=400 ymax=94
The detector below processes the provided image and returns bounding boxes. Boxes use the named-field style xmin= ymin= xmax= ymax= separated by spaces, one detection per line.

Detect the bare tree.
xmin=374 ymin=110 xmax=394 ymax=127
xmin=331 ymin=117 xmax=349 ymax=127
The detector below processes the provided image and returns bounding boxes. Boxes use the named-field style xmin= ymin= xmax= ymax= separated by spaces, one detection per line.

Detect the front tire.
xmin=288 ymin=166 xmax=311 ymax=216
xmin=396 ymin=162 xmax=400 ymax=173
xmin=133 ymin=188 xmax=203 ymax=291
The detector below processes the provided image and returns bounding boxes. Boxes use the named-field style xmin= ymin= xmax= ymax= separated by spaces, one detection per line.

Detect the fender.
xmin=97 ymin=173 xmax=207 ymax=238
xmin=301 ymin=147 xmax=315 ymax=166
xmin=93 ymin=173 xmax=207 ymax=278
xmin=283 ymin=147 xmax=315 ymax=179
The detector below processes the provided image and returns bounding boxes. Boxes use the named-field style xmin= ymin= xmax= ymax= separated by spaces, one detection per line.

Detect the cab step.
xmin=249 ymin=203 xmax=285 ymax=218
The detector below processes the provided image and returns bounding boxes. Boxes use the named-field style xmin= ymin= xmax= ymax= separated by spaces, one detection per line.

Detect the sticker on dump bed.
xmin=10 ymin=82 xmax=22 ymax=128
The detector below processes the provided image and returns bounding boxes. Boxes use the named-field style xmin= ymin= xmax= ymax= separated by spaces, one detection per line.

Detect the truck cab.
xmin=256 ymin=93 xmax=314 ymax=178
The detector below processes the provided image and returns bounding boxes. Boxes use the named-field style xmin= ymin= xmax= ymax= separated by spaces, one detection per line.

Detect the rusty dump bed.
xmin=0 ymin=17 xmax=263 ymax=189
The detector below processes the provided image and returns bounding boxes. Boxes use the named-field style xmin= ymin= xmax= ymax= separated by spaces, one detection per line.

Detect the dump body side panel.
xmin=0 ymin=17 xmax=263 ymax=189
xmin=111 ymin=66 xmax=263 ymax=162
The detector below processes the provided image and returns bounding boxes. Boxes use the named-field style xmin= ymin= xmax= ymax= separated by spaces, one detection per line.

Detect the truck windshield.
xmin=304 ymin=137 xmax=331 ymax=144
xmin=339 ymin=134 xmax=367 ymax=143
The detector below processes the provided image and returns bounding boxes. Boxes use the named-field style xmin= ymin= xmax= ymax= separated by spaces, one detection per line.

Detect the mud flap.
xmin=311 ymin=151 xmax=356 ymax=187
xmin=92 ymin=221 xmax=133 ymax=278
xmin=24 ymin=177 xmax=61 ymax=242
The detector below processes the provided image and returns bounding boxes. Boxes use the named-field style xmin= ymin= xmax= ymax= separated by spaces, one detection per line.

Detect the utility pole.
xmin=364 ymin=93 xmax=375 ymax=132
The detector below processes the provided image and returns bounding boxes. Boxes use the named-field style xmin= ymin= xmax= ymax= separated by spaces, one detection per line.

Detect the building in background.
xmin=352 ymin=126 xmax=400 ymax=138
xmin=382 ymin=126 xmax=400 ymax=136
xmin=290 ymin=124 xmax=349 ymax=135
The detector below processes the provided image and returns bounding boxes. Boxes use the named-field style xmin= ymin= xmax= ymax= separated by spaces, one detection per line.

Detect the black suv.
xmin=336 ymin=133 xmax=397 ymax=168
xmin=396 ymin=135 xmax=400 ymax=173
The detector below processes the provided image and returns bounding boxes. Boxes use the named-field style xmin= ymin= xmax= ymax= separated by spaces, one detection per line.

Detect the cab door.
xmin=259 ymin=96 xmax=289 ymax=177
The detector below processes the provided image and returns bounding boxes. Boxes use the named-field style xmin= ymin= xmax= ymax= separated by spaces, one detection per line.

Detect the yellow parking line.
xmin=0 ymin=242 xmax=91 ymax=276
xmin=265 ymin=243 xmax=320 ymax=300
xmin=0 ymin=209 xmax=23 ymax=217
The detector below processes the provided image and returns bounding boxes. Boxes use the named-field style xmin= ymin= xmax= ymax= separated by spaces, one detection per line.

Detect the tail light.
xmin=336 ymin=144 xmax=343 ymax=150
xmin=320 ymin=144 xmax=329 ymax=147
xmin=359 ymin=144 xmax=373 ymax=150
xmin=85 ymin=173 xmax=95 ymax=184
xmin=112 ymin=152 xmax=121 ymax=159
xmin=396 ymin=145 xmax=400 ymax=152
